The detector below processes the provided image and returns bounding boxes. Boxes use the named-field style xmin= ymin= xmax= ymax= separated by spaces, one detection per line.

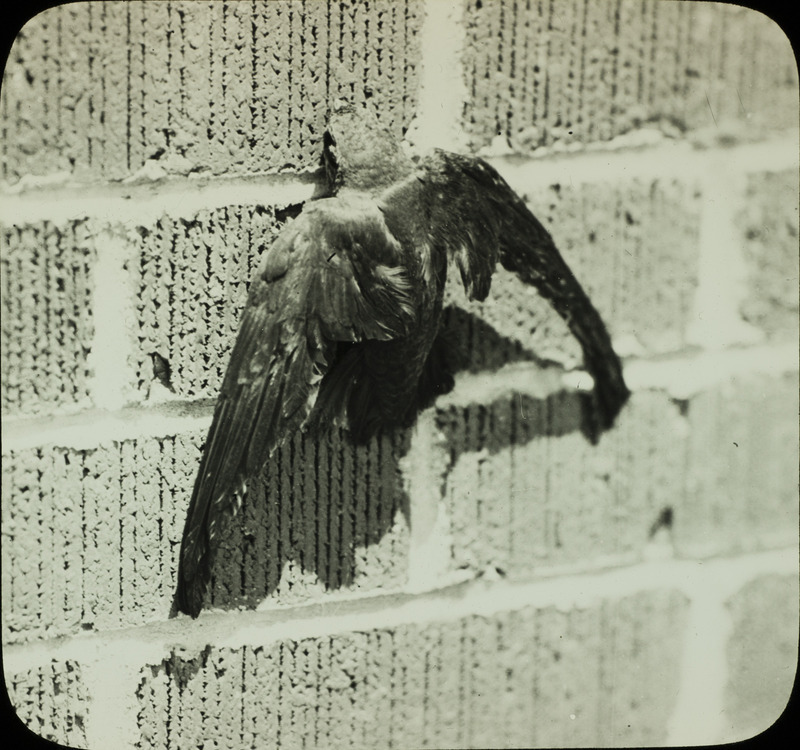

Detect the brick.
xmin=724 ymin=574 xmax=799 ymax=740
xmin=445 ymin=176 xmax=703 ymax=365
xmin=596 ymin=589 xmax=691 ymax=745
xmin=682 ymin=4 xmax=798 ymax=135
xmin=1 ymin=424 xmax=409 ymax=642
xmin=133 ymin=589 xmax=688 ymax=748
xmin=677 ymin=371 xmax=799 ymax=557
xmin=1 ymin=1 xmax=423 ymax=184
xmin=1 ymin=432 xmax=197 ymax=642
xmin=737 ymin=169 xmax=800 ymax=339
xmin=131 ymin=204 xmax=280 ymax=400
xmin=5 ymin=659 xmax=89 ymax=748
xmin=435 ymin=388 xmax=687 ymax=577
xmin=462 ymin=0 xmax=798 ymax=152
xmin=1 ymin=220 xmax=95 ymax=415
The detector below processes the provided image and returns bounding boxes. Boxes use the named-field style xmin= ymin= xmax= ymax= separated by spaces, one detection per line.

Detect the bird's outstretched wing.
xmin=175 ymin=197 xmax=414 ymax=617
xmin=385 ymin=149 xmax=629 ymax=433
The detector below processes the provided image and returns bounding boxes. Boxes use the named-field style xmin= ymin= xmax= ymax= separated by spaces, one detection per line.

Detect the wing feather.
xmin=404 ymin=149 xmax=629 ymax=434
xmin=175 ymin=198 xmax=414 ymax=617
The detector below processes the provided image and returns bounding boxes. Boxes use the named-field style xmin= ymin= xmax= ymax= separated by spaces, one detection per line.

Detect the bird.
xmin=174 ymin=104 xmax=630 ymax=618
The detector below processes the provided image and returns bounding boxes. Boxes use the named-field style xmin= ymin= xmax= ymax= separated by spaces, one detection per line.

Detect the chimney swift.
xmin=175 ymin=105 xmax=630 ymax=617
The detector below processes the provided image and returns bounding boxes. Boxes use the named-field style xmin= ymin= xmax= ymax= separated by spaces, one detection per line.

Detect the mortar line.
xmin=3 ymin=340 xmax=797 ymax=453
xmin=404 ymin=0 xmax=468 ymax=153
xmin=4 ymin=546 xmax=795 ymax=678
xmin=86 ymin=227 xmax=137 ymax=412
xmin=686 ymin=150 xmax=764 ymax=349
xmin=1 ymin=133 xmax=795 ymax=226
xmin=666 ymin=588 xmax=733 ymax=745
xmin=666 ymin=542 xmax=799 ymax=744
xmin=486 ymin=132 xmax=798 ymax=192
xmin=0 ymin=173 xmax=319 ymax=226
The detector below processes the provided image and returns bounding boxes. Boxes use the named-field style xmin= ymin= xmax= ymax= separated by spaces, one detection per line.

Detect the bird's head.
xmin=323 ymin=102 xmax=411 ymax=194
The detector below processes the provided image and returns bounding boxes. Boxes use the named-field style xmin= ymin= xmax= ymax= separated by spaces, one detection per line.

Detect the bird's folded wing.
xmin=392 ymin=149 xmax=629 ymax=432
xmin=176 ymin=198 xmax=414 ymax=616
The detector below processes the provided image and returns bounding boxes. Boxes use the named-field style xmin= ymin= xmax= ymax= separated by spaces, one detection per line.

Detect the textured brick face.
xmin=1 ymin=425 xmax=410 ymax=641
xmin=132 ymin=204 xmax=281 ymax=399
xmin=1 ymin=220 xmax=95 ymax=415
xmin=530 ymin=179 xmax=703 ymax=352
xmin=462 ymin=0 xmax=798 ymax=151
xmin=725 ymin=574 xmax=799 ymax=739
xmin=1 ymin=0 xmax=423 ymax=183
xmin=435 ymin=389 xmax=686 ymax=576
xmin=738 ymin=170 xmax=800 ymax=338
xmin=209 ymin=426 xmax=410 ymax=612
xmin=134 ymin=589 xmax=689 ymax=749
xmin=1 ymin=433 xmax=198 ymax=642
xmin=5 ymin=660 xmax=89 ymax=748
xmin=444 ymin=176 xmax=703 ymax=369
xmin=678 ymin=371 xmax=799 ymax=557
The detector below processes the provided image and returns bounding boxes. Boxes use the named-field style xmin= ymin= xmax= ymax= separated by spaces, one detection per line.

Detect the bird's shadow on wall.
xmin=203 ymin=306 xmax=604 ymax=613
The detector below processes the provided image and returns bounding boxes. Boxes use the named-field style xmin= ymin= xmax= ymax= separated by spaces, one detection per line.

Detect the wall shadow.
xmin=199 ymin=306 xmax=612 ymax=612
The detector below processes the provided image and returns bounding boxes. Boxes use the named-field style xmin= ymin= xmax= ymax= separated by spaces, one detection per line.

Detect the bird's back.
xmin=309 ymin=200 xmax=450 ymax=441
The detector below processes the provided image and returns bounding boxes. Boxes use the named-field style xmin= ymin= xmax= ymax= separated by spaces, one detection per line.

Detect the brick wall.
xmin=2 ymin=1 xmax=797 ymax=747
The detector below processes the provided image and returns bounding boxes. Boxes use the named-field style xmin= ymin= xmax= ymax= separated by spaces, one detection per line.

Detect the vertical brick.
xmin=2 ymin=430 xmax=201 ymax=643
xmin=131 ymin=205 xmax=278 ymax=400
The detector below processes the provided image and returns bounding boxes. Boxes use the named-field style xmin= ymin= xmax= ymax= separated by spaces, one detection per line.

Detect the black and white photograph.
xmin=1 ymin=0 xmax=797 ymax=747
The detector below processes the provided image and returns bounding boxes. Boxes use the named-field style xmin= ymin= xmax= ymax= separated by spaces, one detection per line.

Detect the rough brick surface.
xmin=1 ymin=0 xmax=423 ymax=184
xmin=5 ymin=659 xmax=89 ymax=748
xmin=1 ymin=432 xmax=197 ymax=642
xmin=132 ymin=204 xmax=280 ymax=399
xmin=1 ymin=424 xmax=409 ymax=642
xmin=1 ymin=220 xmax=95 ymax=415
xmin=678 ymin=371 xmax=799 ymax=557
xmin=737 ymin=169 xmax=800 ymax=338
xmin=435 ymin=389 xmax=686 ymax=577
xmin=724 ymin=574 xmax=799 ymax=740
xmin=134 ymin=589 xmax=689 ymax=749
xmin=463 ymin=0 xmax=798 ymax=152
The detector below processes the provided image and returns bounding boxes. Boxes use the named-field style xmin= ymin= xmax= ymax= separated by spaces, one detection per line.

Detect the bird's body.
xmin=175 ymin=106 xmax=630 ymax=618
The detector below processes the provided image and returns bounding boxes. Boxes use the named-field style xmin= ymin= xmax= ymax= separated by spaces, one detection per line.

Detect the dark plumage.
xmin=174 ymin=105 xmax=630 ymax=617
